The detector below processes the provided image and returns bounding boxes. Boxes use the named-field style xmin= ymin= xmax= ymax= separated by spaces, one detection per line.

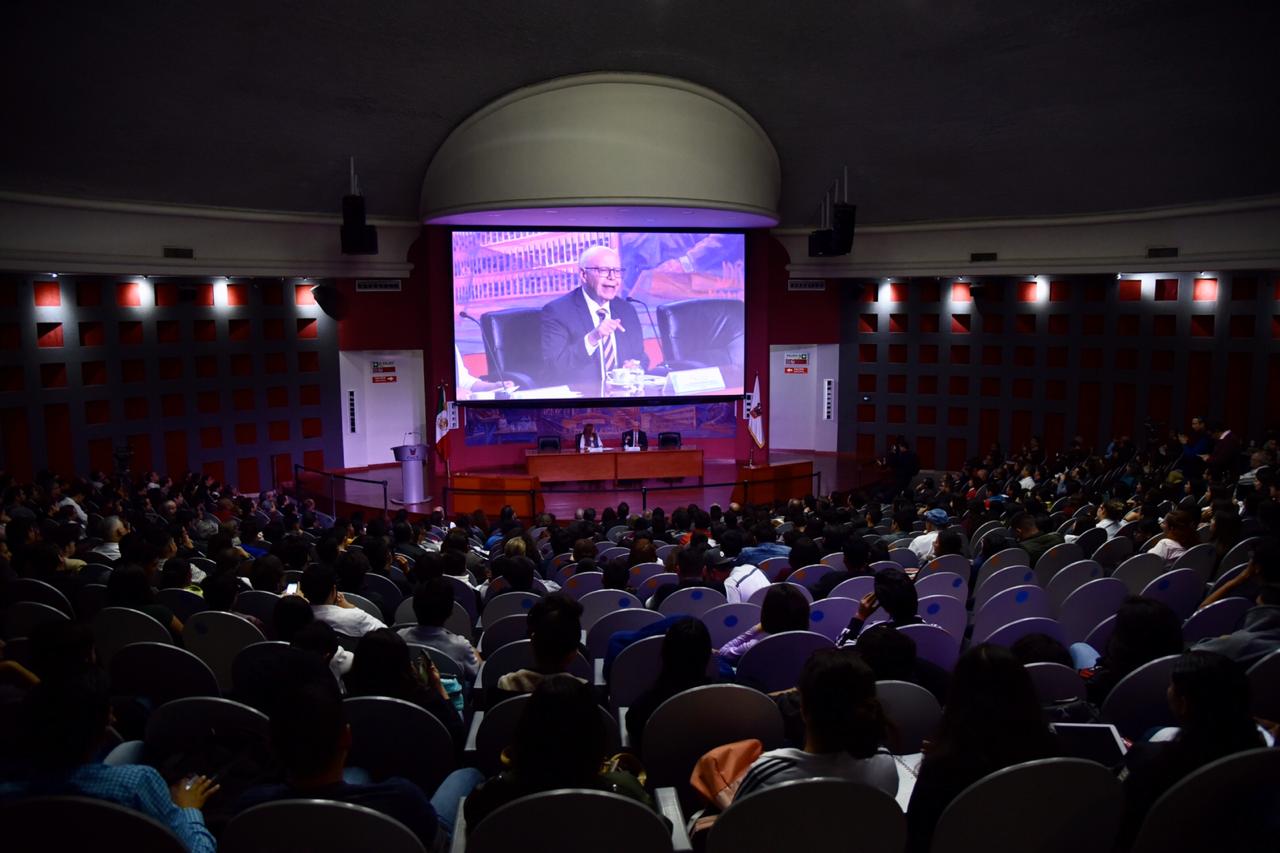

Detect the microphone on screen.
xmin=626 ymin=296 xmax=667 ymax=371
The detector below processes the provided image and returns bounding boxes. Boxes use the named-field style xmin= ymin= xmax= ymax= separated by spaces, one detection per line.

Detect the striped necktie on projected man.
xmin=596 ymin=308 xmax=617 ymax=376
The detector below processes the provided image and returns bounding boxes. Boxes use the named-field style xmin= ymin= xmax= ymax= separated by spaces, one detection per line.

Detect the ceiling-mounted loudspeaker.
xmin=311 ymin=284 xmax=345 ymax=320
xmin=341 ymin=194 xmax=378 ymax=255
xmin=808 ymin=204 xmax=857 ymax=257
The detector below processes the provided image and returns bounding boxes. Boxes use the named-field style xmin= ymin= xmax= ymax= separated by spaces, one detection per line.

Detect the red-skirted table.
xmin=525 ymin=448 xmax=704 ymax=483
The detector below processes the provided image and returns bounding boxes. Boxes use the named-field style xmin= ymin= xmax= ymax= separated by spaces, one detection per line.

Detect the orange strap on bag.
xmin=689 ymin=738 xmax=764 ymax=810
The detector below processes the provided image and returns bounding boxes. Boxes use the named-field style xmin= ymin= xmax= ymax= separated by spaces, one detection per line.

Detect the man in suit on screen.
xmin=541 ymin=245 xmax=646 ymax=392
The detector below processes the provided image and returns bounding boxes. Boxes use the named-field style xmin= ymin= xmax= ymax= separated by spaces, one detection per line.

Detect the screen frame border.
xmin=447 ymin=225 xmax=751 ymax=409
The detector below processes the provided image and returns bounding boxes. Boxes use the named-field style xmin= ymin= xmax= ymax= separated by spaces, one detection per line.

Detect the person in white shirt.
xmin=575 ymin=423 xmax=603 ymax=451
xmin=908 ymin=508 xmax=951 ymax=563
xmin=300 ymin=564 xmax=387 ymax=637
xmin=455 ymin=345 xmax=516 ymax=400
xmin=732 ymin=648 xmax=897 ymax=802
xmin=1147 ymin=509 xmax=1200 ymax=567
xmin=397 ymin=577 xmax=480 ymax=683
xmin=90 ymin=516 xmax=128 ymax=562
xmin=718 ymin=530 xmax=771 ymax=604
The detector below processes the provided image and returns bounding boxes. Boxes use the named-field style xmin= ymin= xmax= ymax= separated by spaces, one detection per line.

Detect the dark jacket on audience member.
xmin=1018 ymin=532 xmax=1065 ymax=567
xmin=1191 ymin=605 xmax=1280 ymax=669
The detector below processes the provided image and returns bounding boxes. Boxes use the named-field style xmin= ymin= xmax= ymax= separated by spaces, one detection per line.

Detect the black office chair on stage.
xmin=655 ymin=299 xmax=744 ymax=384
xmin=657 ymin=432 xmax=682 ymax=450
xmin=480 ymin=307 xmax=544 ymax=389
xmin=537 ymin=435 xmax=562 ymax=451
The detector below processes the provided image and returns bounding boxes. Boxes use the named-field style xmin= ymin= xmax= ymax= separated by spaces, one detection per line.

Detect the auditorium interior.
xmin=2 ymin=3 xmax=1279 ymax=852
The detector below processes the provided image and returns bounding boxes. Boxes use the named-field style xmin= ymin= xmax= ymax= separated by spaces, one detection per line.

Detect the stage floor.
xmin=299 ymin=452 xmax=886 ymax=521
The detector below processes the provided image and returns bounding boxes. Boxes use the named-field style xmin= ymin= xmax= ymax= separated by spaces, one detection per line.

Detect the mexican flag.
xmin=435 ymin=385 xmax=452 ymax=461
xmin=747 ymin=374 xmax=765 ymax=448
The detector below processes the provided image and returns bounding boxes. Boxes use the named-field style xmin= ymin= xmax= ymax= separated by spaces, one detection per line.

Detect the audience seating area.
xmin=2 ymin=428 xmax=1280 ymax=851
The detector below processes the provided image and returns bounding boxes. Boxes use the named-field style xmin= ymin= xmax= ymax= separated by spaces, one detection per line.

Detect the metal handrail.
xmin=442 ymin=470 xmax=821 ymax=514
xmin=293 ymin=464 xmax=389 ymax=517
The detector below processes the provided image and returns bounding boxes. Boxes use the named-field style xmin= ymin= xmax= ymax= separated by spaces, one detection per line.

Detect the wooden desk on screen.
xmin=525 ymin=448 xmax=704 ymax=483
xmin=730 ymin=460 xmax=814 ymax=505
xmin=448 ymin=474 xmax=543 ymax=517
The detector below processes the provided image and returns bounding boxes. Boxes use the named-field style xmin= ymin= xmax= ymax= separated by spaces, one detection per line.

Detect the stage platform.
xmin=298 ymin=452 xmax=888 ymax=521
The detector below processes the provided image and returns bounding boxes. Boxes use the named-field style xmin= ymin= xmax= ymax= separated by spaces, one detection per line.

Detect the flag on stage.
xmin=435 ymin=385 xmax=452 ymax=460
xmin=747 ymin=374 xmax=765 ymax=448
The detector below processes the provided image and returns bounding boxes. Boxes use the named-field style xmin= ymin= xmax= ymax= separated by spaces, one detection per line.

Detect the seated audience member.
xmin=1119 ymin=651 xmax=1268 ymax=846
xmin=1010 ymin=512 xmax=1065 ymax=567
xmin=1072 ymin=596 xmax=1183 ymax=707
xmin=237 ymin=666 xmax=482 ymax=851
xmin=90 ymin=515 xmax=127 ymax=562
xmin=1095 ymin=501 xmax=1126 ymax=539
xmin=336 ymin=549 xmax=392 ymax=622
xmin=106 ymin=563 xmax=183 ymax=637
xmin=393 ymin=521 xmax=430 ymax=565
xmin=931 ymin=529 xmax=966 ymax=560
xmin=157 ymin=556 xmax=202 ymax=595
xmin=776 ymin=535 xmax=823 ymax=582
xmin=651 ymin=547 xmax=726 ymax=609
xmin=906 ymin=645 xmax=1059 ymax=853
xmin=398 ymin=577 xmax=480 ymax=682
xmin=734 ymin=649 xmax=897 ymax=800
xmin=909 ymin=508 xmax=951 ymax=562
xmin=838 ymin=567 xmax=922 ymax=644
xmin=483 ymin=555 xmax=539 ymax=604
xmin=301 ymin=563 xmax=387 ymax=637
xmin=719 ymin=583 xmax=811 ymax=665
xmin=1200 ymin=537 xmax=1279 ymax=612
xmin=879 ymin=510 xmax=917 ymax=545
xmin=202 ymin=571 xmax=268 ymax=633
xmin=625 ymin=618 xmax=713 ymax=752
xmin=1010 ymin=632 xmax=1074 ymax=668
xmin=1147 ymin=509 xmax=1200 ymax=567
xmin=465 ymin=675 xmax=652 ymax=832
xmin=812 ymin=538 xmax=872 ymax=600
xmin=737 ymin=523 xmax=790 ymax=568
xmin=600 ymin=558 xmax=633 ymax=592
xmin=855 ymin=623 xmax=949 ymax=706
xmin=1192 ymin=583 xmax=1280 ymax=668
xmin=721 ymin=529 xmax=771 ymax=605
xmin=344 ymin=628 xmax=465 ymax=748
xmin=248 ymin=553 xmax=285 ymax=593
xmin=0 ymin=666 xmax=218 ymax=852
xmin=493 ymin=594 xmax=585 ymax=695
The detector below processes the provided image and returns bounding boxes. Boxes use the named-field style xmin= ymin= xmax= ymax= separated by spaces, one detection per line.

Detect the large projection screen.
xmin=452 ymin=230 xmax=745 ymax=403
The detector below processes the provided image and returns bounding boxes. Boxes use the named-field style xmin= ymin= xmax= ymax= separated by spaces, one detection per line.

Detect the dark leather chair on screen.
xmin=480 ymin=307 xmax=544 ymax=389
xmin=658 ymin=432 xmax=682 ymax=449
xmin=655 ymin=298 xmax=744 ymax=384
xmin=537 ymin=435 xmax=562 ymax=451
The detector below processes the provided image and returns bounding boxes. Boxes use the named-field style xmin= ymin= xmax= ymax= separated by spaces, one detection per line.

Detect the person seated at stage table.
xmin=621 ymin=424 xmax=648 ymax=449
xmin=575 ymin=422 xmax=603 ymax=451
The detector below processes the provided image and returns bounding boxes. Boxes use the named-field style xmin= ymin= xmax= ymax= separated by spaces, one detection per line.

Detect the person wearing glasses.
xmin=540 ymin=244 xmax=646 ymax=392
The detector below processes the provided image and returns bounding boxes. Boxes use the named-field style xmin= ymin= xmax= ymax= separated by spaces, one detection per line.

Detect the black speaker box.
xmin=340 ymin=195 xmax=379 ymax=255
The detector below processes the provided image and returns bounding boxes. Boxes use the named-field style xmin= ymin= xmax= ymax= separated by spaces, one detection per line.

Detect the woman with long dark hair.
xmin=906 ymin=644 xmax=1058 ymax=853
xmin=344 ymin=628 xmax=464 ymax=747
xmin=625 ymin=618 xmax=714 ymax=752
xmin=1076 ymin=596 xmax=1184 ymax=706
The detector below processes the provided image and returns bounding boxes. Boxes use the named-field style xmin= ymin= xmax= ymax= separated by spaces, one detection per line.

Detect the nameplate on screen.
xmin=664 ymin=367 xmax=726 ymax=395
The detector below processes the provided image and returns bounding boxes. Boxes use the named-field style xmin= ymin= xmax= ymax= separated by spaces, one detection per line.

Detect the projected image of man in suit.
xmin=541 ymin=245 xmax=647 ymax=393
